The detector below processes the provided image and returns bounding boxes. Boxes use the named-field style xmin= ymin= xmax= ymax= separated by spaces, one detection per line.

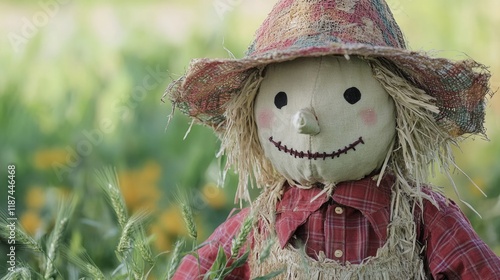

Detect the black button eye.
xmin=274 ymin=91 xmax=288 ymax=109
xmin=343 ymin=87 xmax=361 ymax=105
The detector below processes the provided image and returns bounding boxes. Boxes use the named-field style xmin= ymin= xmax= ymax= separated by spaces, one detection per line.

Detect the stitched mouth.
xmin=268 ymin=136 xmax=364 ymax=160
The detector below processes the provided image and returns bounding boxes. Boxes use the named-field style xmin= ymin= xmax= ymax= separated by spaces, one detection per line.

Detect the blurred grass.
xmin=0 ymin=0 xmax=499 ymax=277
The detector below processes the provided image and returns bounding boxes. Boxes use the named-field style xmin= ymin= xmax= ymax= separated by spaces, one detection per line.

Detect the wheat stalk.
xmin=135 ymin=228 xmax=155 ymax=265
xmin=96 ymin=167 xmax=163 ymax=279
xmin=61 ymin=245 xmax=105 ymax=280
xmin=1 ymin=266 xmax=31 ymax=280
xmin=0 ymin=212 xmax=44 ymax=253
xmin=165 ymin=239 xmax=185 ymax=280
xmin=117 ymin=210 xmax=149 ymax=254
xmin=181 ymin=203 xmax=197 ymax=240
xmin=95 ymin=167 xmax=128 ymax=229
xmin=130 ymin=249 xmax=144 ymax=280
xmin=44 ymin=196 xmax=76 ymax=279
xmin=230 ymin=212 xmax=254 ymax=259
xmin=174 ymin=189 xmax=198 ymax=240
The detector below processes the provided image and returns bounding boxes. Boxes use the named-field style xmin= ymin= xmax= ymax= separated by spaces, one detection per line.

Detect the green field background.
xmin=1 ymin=0 xmax=499 ymax=277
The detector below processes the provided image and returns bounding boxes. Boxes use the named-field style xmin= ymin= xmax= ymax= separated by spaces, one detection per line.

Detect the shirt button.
xmin=334 ymin=207 xmax=343 ymax=215
xmin=334 ymin=250 xmax=343 ymax=258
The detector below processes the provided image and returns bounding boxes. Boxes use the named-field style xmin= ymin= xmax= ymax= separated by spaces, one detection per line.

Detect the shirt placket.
xmin=325 ymin=200 xmax=346 ymax=263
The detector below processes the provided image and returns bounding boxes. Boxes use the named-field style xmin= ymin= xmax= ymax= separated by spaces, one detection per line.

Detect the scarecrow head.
xmin=254 ymin=56 xmax=396 ymax=187
xmin=165 ymin=0 xmax=490 ymax=201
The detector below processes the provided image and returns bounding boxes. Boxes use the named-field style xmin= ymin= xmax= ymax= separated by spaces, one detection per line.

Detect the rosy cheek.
xmin=257 ymin=109 xmax=275 ymax=129
xmin=359 ymin=108 xmax=377 ymax=126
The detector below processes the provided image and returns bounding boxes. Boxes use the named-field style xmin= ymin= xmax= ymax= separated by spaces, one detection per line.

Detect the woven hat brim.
xmin=167 ymin=43 xmax=490 ymax=137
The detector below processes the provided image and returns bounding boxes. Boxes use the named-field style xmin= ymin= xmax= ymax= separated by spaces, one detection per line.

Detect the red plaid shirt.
xmin=174 ymin=176 xmax=500 ymax=279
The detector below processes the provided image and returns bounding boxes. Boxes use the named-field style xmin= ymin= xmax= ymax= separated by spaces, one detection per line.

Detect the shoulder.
xmin=418 ymin=188 xmax=500 ymax=278
xmin=419 ymin=187 xmax=468 ymax=227
xmin=415 ymin=187 xmax=472 ymax=247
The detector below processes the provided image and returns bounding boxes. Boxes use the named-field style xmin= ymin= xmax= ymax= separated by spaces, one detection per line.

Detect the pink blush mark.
xmin=257 ymin=109 xmax=275 ymax=129
xmin=359 ymin=108 xmax=377 ymax=126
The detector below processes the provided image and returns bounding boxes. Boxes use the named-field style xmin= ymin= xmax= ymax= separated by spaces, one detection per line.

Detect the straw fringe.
xmin=369 ymin=59 xmax=458 ymax=206
xmin=219 ymin=69 xmax=281 ymax=202
xmin=249 ymin=178 xmax=427 ymax=279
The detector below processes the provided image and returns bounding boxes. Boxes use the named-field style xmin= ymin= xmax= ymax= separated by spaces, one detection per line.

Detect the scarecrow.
xmin=165 ymin=0 xmax=500 ymax=279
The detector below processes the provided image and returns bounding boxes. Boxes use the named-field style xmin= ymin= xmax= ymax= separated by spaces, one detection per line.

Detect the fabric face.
xmin=254 ymin=56 xmax=396 ymax=186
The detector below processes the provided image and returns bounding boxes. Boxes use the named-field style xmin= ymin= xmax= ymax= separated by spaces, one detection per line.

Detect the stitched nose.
xmin=292 ymin=108 xmax=320 ymax=135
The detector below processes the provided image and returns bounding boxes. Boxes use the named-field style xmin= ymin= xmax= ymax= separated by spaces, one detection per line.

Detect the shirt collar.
xmin=275 ymin=175 xmax=395 ymax=248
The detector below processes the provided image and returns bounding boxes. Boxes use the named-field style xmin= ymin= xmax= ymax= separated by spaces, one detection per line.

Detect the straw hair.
xmin=219 ymin=69 xmax=277 ymax=202
xmin=369 ymin=58 xmax=455 ymax=203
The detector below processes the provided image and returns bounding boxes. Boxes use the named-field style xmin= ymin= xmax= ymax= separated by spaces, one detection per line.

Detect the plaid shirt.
xmin=174 ymin=176 xmax=500 ymax=279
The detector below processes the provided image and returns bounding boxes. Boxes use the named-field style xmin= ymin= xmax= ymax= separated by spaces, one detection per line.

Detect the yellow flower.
xmin=202 ymin=183 xmax=227 ymax=209
xmin=20 ymin=210 xmax=42 ymax=236
xmin=159 ymin=206 xmax=187 ymax=236
xmin=33 ymin=148 xmax=68 ymax=170
xmin=141 ymin=160 xmax=161 ymax=183
xmin=150 ymin=224 xmax=173 ymax=252
xmin=25 ymin=186 xmax=46 ymax=209
xmin=118 ymin=161 xmax=162 ymax=213
xmin=151 ymin=204 xmax=206 ymax=251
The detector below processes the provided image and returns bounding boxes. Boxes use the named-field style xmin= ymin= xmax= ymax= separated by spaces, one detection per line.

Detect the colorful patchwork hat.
xmin=165 ymin=0 xmax=490 ymax=138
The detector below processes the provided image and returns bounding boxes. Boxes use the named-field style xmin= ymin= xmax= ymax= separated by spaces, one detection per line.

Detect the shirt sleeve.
xmin=172 ymin=208 xmax=251 ymax=280
xmin=422 ymin=193 xmax=500 ymax=279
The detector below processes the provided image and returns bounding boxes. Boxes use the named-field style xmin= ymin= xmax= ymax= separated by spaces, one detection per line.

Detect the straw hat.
xmin=166 ymin=0 xmax=490 ymax=138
